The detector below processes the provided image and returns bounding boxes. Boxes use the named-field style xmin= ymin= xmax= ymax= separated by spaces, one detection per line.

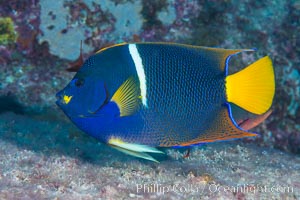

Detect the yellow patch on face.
xmin=63 ymin=95 xmax=73 ymax=104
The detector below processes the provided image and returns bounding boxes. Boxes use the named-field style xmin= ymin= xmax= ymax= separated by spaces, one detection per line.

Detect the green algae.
xmin=0 ymin=17 xmax=17 ymax=45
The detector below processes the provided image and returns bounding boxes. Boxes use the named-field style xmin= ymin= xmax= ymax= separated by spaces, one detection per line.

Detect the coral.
xmin=157 ymin=1 xmax=176 ymax=25
xmin=0 ymin=45 xmax=12 ymax=64
xmin=38 ymin=0 xmax=201 ymax=60
xmin=0 ymin=0 xmax=40 ymax=55
xmin=38 ymin=0 xmax=144 ymax=60
xmin=0 ymin=17 xmax=17 ymax=45
xmin=38 ymin=0 xmax=91 ymax=60
xmin=247 ymin=0 xmax=300 ymax=154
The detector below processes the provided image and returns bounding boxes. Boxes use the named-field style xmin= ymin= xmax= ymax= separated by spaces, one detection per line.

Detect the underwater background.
xmin=0 ymin=0 xmax=299 ymax=199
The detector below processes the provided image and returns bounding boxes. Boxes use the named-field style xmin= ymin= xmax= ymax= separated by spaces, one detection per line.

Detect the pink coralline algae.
xmin=0 ymin=0 xmax=40 ymax=55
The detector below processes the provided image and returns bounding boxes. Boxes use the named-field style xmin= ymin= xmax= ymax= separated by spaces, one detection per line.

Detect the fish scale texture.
xmin=136 ymin=44 xmax=226 ymax=146
xmin=58 ymin=43 xmax=247 ymax=147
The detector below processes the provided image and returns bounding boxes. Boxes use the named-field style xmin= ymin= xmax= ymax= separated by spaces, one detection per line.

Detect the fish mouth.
xmin=55 ymin=91 xmax=63 ymax=106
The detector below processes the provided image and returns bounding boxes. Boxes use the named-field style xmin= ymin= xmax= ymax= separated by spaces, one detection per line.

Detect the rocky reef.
xmin=0 ymin=0 xmax=299 ymax=199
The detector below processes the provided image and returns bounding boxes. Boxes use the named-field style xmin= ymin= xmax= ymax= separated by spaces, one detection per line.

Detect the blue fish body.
xmin=56 ymin=43 xmax=275 ymax=161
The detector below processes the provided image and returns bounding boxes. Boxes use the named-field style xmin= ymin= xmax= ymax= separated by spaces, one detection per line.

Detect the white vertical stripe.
xmin=128 ymin=44 xmax=147 ymax=107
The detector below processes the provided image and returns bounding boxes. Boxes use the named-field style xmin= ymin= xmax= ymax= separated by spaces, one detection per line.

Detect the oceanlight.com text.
xmin=136 ymin=183 xmax=294 ymax=195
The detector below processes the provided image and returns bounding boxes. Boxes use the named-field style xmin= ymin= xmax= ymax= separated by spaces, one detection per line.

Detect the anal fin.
xmin=178 ymin=106 xmax=257 ymax=146
xmin=108 ymin=138 xmax=164 ymax=162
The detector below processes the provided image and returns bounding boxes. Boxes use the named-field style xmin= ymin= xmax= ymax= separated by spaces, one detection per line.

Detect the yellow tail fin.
xmin=226 ymin=56 xmax=275 ymax=115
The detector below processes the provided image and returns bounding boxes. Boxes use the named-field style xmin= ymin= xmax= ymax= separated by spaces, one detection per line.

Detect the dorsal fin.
xmin=177 ymin=106 xmax=257 ymax=146
xmin=140 ymin=42 xmax=254 ymax=73
xmin=190 ymin=46 xmax=255 ymax=73
xmin=94 ymin=42 xmax=253 ymax=73
xmin=95 ymin=42 xmax=127 ymax=54
xmin=67 ymin=40 xmax=84 ymax=72
xmin=139 ymin=42 xmax=253 ymax=72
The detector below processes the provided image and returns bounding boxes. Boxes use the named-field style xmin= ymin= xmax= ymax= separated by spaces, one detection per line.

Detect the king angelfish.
xmin=56 ymin=43 xmax=275 ymax=162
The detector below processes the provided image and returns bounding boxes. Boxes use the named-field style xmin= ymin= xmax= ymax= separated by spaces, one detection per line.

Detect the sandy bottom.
xmin=0 ymin=112 xmax=299 ymax=199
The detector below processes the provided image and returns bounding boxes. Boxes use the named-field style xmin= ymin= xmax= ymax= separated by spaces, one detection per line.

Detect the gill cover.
xmin=60 ymin=77 xmax=108 ymax=117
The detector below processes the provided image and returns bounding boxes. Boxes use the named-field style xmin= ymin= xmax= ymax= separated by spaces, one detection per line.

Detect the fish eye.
xmin=75 ymin=78 xmax=84 ymax=87
xmin=71 ymin=78 xmax=85 ymax=87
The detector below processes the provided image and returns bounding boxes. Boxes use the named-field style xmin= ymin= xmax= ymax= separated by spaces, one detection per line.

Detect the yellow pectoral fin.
xmin=226 ymin=56 xmax=275 ymax=115
xmin=111 ymin=77 xmax=140 ymax=117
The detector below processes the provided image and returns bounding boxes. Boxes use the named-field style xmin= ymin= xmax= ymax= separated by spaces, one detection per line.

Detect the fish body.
xmin=56 ymin=43 xmax=275 ymax=161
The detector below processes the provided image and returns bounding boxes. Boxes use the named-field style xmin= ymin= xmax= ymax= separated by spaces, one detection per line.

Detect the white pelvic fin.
xmin=111 ymin=146 xmax=160 ymax=163
xmin=108 ymin=138 xmax=164 ymax=162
